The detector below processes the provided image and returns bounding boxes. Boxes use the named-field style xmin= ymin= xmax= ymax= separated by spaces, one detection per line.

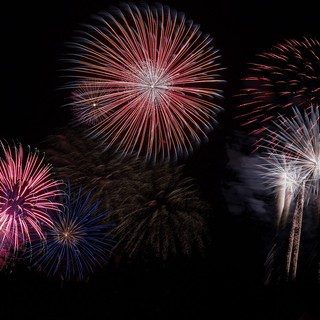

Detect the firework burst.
xmin=258 ymin=104 xmax=320 ymax=280
xmin=235 ymin=36 xmax=320 ymax=148
xmin=63 ymin=2 xmax=225 ymax=163
xmin=262 ymin=104 xmax=320 ymax=198
xmin=28 ymin=181 xmax=116 ymax=282
xmin=0 ymin=140 xmax=64 ymax=258
xmin=110 ymin=163 xmax=212 ymax=262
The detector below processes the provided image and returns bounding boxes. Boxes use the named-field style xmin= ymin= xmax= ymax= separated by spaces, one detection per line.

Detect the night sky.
xmin=1 ymin=1 xmax=320 ymax=319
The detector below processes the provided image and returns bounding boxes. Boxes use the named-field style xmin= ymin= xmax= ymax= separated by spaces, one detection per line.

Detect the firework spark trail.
xmin=0 ymin=140 xmax=64 ymax=257
xmin=63 ymin=2 xmax=225 ymax=163
xmin=286 ymin=180 xmax=305 ymax=280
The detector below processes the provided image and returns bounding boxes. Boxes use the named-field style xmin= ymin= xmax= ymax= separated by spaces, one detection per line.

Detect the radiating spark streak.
xmin=286 ymin=180 xmax=305 ymax=280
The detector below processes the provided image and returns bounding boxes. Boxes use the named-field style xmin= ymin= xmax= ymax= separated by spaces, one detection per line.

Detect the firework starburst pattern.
xmin=28 ymin=181 xmax=116 ymax=282
xmin=0 ymin=140 xmax=64 ymax=259
xmin=110 ymin=163 xmax=212 ymax=261
xmin=235 ymin=36 xmax=320 ymax=144
xmin=63 ymin=2 xmax=226 ymax=163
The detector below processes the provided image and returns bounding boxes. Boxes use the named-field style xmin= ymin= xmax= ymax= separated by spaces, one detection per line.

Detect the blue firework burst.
xmin=28 ymin=181 xmax=116 ymax=282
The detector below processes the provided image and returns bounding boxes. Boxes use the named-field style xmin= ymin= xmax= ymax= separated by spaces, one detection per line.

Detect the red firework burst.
xmin=0 ymin=140 xmax=64 ymax=256
xmin=64 ymin=2 xmax=226 ymax=163
xmin=235 ymin=36 xmax=320 ymax=149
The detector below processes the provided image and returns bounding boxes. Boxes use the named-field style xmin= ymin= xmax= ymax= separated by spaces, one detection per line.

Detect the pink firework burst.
xmin=235 ymin=36 xmax=320 ymax=149
xmin=64 ymin=2 xmax=226 ymax=163
xmin=0 ymin=140 xmax=64 ymax=256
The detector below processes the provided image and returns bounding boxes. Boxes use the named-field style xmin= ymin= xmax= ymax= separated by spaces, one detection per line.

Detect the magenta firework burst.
xmin=64 ymin=2 xmax=226 ymax=162
xmin=235 ymin=37 xmax=320 ymax=141
xmin=0 ymin=140 xmax=64 ymax=256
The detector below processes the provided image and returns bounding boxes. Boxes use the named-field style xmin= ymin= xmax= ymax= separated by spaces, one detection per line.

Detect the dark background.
xmin=1 ymin=1 xmax=320 ymax=319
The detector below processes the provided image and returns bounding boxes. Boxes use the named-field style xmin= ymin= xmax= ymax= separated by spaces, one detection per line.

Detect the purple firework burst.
xmin=63 ymin=2 xmax=226 ymax=163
